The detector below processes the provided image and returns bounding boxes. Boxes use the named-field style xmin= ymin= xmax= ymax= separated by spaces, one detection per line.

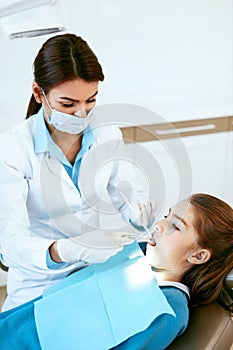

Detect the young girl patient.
xmin=0 ymin=193 xmax=232 ymax=350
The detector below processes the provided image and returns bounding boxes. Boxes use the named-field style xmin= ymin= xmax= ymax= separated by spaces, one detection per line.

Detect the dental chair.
xmin=167 ymin=268 xmax=233 ymax=350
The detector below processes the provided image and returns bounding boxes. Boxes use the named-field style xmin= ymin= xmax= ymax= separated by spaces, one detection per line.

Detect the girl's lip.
xmin=149 ymin=232 xmax=157 ymax=246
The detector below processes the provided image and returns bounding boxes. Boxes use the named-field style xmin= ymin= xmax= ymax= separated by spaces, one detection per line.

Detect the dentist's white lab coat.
xmin=0 ymin=110 xmax=144 ymax=310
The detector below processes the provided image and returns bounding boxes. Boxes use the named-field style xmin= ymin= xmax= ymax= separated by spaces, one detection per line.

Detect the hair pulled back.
xmin=182 ymin=193 xmax=233 ymax=313
xmin=26 ymin=33 xmax=104 ymax=118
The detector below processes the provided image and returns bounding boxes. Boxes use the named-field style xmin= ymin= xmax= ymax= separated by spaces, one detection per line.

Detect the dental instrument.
xmin=119 ymin=190 xmax=156 ymax=244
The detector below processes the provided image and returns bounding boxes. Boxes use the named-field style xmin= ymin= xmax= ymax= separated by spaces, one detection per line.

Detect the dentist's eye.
xmin=62 ymin=103 xmax=74 ymax=108
xmin=87 ymin=99 xmax=96 ymax=104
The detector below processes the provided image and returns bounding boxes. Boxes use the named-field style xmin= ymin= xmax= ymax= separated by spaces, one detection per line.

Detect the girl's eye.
xmin=171 ymin=223 xmax=180 ymax=231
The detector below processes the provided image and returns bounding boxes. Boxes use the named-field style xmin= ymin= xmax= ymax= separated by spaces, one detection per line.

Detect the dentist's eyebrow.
xmin=58 ymin=91 xmax=98 ymax=102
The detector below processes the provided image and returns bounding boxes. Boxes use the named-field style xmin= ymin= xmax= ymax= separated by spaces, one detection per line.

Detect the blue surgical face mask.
xmin=42 ymin=91 xmax=93 ymax=134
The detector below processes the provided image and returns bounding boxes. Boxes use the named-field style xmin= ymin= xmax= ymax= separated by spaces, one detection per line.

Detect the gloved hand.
xmin=127 ymin=198 xmax=157 ymax=228
xmin=56 ymin=230 xmax=125 ymax=264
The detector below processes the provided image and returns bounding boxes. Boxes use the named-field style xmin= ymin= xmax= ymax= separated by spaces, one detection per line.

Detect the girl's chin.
xmin=145 ymin=245 xmax=159 ymax=267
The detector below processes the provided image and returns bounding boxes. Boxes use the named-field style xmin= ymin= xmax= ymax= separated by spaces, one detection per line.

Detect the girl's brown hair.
xmin=26 ymin=33 xmax=104 ymax=118
xmin=182 ymin=193 xmax=233 ymax=313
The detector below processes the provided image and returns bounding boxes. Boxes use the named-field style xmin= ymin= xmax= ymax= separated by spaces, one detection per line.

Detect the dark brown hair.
xmin=182 ymin=193 xmax=233 ymax=313
xmin=26 ymin=33 xmax=104 ymax=118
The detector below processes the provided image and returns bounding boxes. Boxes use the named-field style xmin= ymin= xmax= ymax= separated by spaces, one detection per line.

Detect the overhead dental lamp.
xmin=0 ymin=0 xmax=65 ymax=39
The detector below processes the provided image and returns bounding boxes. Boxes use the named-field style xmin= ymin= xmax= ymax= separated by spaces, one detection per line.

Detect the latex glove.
xmin=56 ymin=230 xmax=126 ymax=264
xmin=128 ymin=199 xmax=157 ymax=228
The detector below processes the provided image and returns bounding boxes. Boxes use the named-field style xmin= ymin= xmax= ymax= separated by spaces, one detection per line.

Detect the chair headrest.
xmin=225 ymin=268 xmax=233 ymax=288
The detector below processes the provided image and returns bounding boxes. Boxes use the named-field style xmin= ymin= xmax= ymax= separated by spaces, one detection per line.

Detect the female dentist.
xmin=0 ymin=33 xmax=156 ymax=311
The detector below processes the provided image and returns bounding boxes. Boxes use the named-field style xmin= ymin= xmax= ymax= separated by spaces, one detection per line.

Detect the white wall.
xmin=0 ymin=0 xmax=232 ymax=286
xmin=0 ymin=0 xmax=232 ymax=131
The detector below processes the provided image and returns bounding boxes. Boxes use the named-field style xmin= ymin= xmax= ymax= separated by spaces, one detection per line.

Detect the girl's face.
xmin=146 ymin=200 xmax=210 ymax=278
xmin=40 ymin=78 xmax=99 ymax=118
